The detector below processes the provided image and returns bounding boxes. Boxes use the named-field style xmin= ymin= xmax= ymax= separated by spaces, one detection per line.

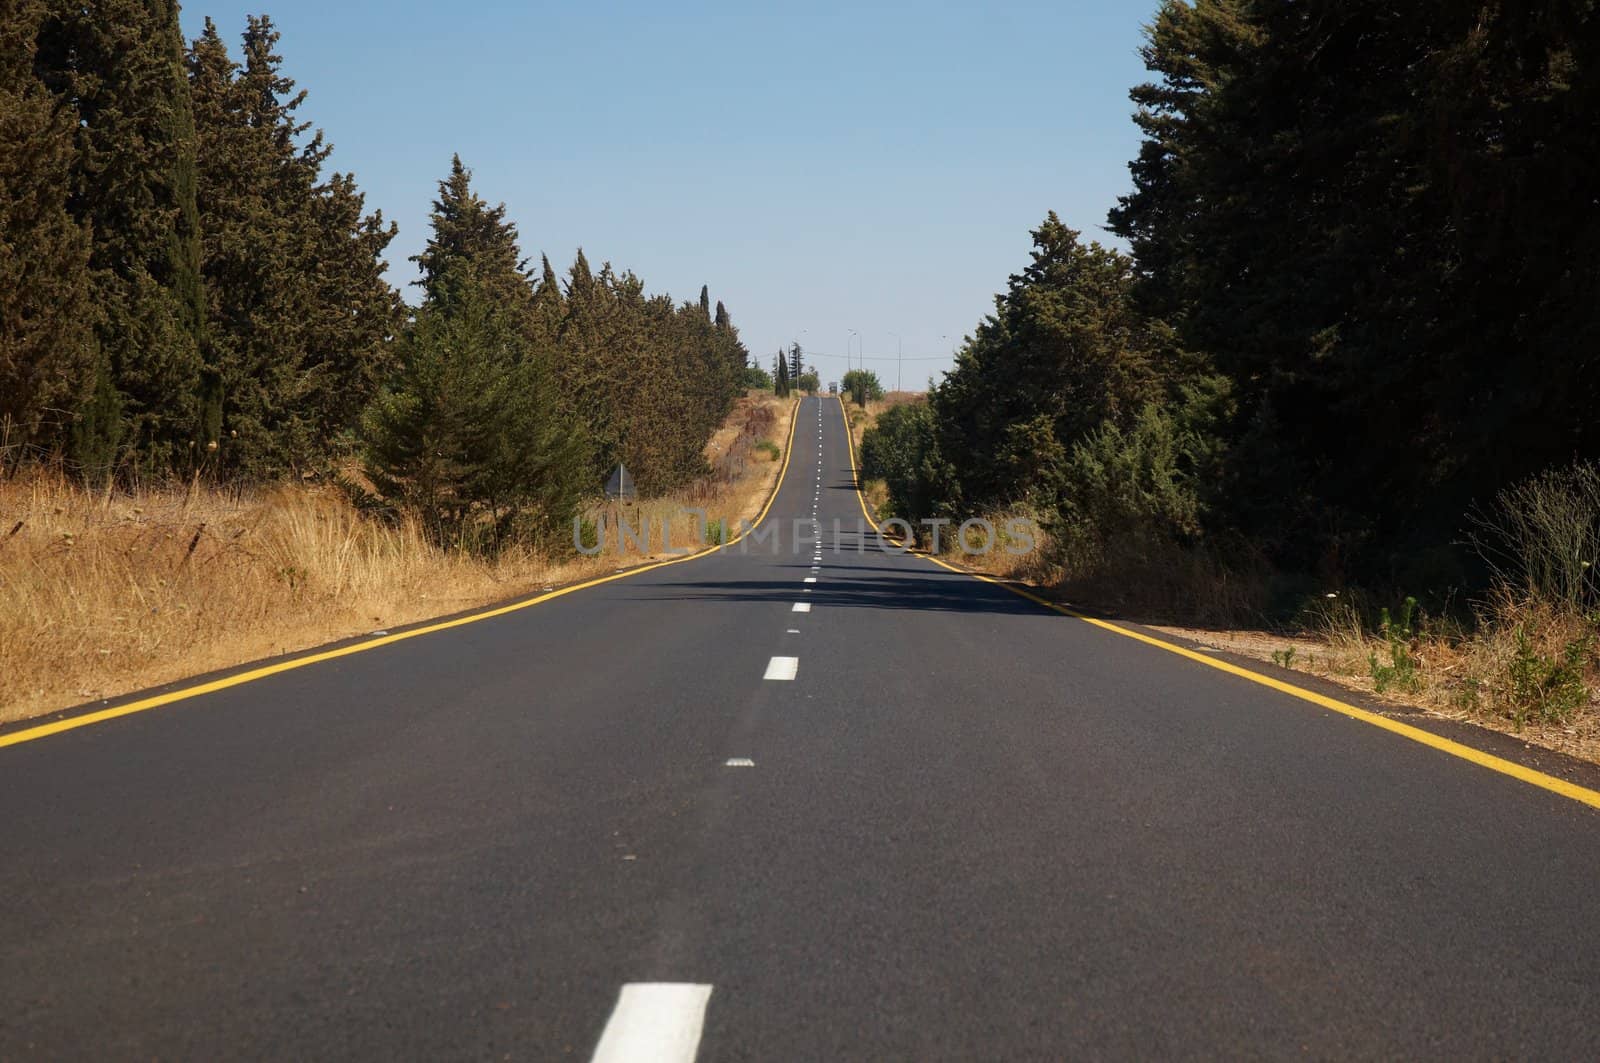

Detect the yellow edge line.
xmin=837 ymin=395 xmax=1600 ymax=812
xmin=1 ymin=397 xmax=805 ymax=751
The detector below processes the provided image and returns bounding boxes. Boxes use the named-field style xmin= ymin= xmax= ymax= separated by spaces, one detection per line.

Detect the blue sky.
xmin=180 ymin=1 xmax=1155 ymax=387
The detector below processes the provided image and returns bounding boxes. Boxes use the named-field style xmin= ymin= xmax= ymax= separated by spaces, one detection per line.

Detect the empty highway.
xmin=4 ymin=396 xmax=1600 ymax=1059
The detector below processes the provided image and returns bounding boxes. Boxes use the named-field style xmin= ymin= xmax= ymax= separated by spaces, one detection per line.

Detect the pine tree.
xmin=0 ymin=0 xmax=92 ymax=455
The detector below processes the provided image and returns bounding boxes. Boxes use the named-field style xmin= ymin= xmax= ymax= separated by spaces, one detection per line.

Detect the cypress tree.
xmin=189 ymin=15 xmax=398 ymax=476
xmin=412 ymin=155 xmax=535 ymax=324
xmin=0 ymin=0 xmax=92 ymax=455
xmin=775 ymin=347 xmax=791 ymax=397
xmin=36 ymin=0 xmax=209 ymax=476
xmin=531 ymin=253 xmax=565 ymax=351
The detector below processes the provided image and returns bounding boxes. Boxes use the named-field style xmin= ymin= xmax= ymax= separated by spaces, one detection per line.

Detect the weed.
xmin=1450 ymin=676 xmax=1483 ymax=715
xmin=1272 ymin=646 xmax=1298 ymax=669
xmin=1503 ymin=626 xmax=1593 ymax=728
xmin=1369 ymin=596 xmax=1422 ymax=694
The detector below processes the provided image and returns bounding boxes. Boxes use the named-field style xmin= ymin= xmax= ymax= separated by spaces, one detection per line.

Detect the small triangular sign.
xmin=604 ymin=463 xmax=636 ymax=501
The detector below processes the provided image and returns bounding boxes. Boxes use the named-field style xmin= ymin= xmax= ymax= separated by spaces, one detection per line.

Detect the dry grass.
xmin=0 ymin=395 xmax=796 ymax=724
xmin=1154 ymin=592 xmax=1600 ymax=762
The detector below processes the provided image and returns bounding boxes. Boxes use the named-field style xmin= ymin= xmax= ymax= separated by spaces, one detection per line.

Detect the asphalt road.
xmin=5 ymin=395 xmax=1600 ymax=1060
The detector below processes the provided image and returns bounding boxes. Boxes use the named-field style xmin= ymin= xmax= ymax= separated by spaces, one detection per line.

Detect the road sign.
xmin=604 ymin=463 xmax=636 ymax=501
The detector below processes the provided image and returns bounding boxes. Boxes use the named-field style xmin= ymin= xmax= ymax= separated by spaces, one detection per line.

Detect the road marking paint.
xmin=725 ymin=758 xmax=755 ymax=768
xmin=804 ymin=576 xmax=816 ymax=583
xmin=833 ymin=394 xmax=1600 ymax=814
xmin=764 ymin=656 xmax=799 ymax=681
xmin=0 ymin=398 xmax=810 ymax=752
xmin=591 ymin=983 xmax=712 ymax=1063
xmin=793 ymin=602 xmax=811 ymax=612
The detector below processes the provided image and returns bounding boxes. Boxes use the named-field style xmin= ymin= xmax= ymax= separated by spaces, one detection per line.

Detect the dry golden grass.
xmin=0 ymin=395 xmax=796 ymax=724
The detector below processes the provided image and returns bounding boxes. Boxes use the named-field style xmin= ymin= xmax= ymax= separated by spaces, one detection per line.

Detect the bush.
xmin=859 ymin=402 xmax=945 ymax=526
xmin=1472 ymin=461 xmax=1600 ymax=613
xmin=1504 ymin=624 xmax=1593 ymax=727
xmin=1054 ymin=403 xmax=1205 ymax=578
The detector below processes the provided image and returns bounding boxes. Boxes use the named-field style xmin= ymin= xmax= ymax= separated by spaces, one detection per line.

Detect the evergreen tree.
xmin=300 ymin=172 xmax=401 ymax=458
xmin=34 ymin=0 xmax=210 ymax=476
xmin=933 ymin=215 xmax=1174 ymax=509
xmin=412 ymin=155 xmax=535 ymax=324
xmin=530 ymin=253 xmax=565 ymax=351
xmin=712 ymin=298 xmax=751 ymax=394
xmin=363 ymin=274 xmax=587 ymax=550
xmin=1110 ymin=0 xmax=1600 ymax=580
xmin=189 ymin=16 xmax=398 ymax=477
xmin=0 ymin=0 xmax=92 ymax=456
xmin=364 ymin=158 xmax=587 ymax=548
xmin=775 ymin=347 xmax=791 ymax=397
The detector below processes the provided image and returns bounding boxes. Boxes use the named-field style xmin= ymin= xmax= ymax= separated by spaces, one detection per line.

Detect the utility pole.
xmin=888 ymin=331 xmax=902 ymax=394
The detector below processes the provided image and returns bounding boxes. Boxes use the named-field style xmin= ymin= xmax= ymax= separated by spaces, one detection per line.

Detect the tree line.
xmin=865 ymin=0 xmax=1600 ymax=606
xmin=1 ymin=3 xmax=751 ymax=542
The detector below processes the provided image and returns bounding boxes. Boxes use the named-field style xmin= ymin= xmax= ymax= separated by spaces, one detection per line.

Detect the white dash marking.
xmin=804 ymin=576 xmax=817 ymax=583
xmin=591 ymin=983 xmax=713 ymax=1063
xmin=725 ymin=758 xmax=755 ymax=768
xmin=793 ymin=602 xmax=811 ymax=612
xmin=787 ymin=628 xmax=800 ymax=633
xmin=764 ymin=656 xmax=799 ymax=681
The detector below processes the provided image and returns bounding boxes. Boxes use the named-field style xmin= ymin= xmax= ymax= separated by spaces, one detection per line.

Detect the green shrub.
xmin=1504 ymin=626 xmax=1593 ymax=727
xmin=859 ymin=402 xmax=946 ymax=526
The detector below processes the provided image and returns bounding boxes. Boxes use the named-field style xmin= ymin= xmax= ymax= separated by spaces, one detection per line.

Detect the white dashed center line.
xmin=764 ymin=656 xmax=799 ymax=681
xmin=591 ymin=983 xmax=713 ymax=1063
xmin=792 ymin=602 xmax=811 ymax=612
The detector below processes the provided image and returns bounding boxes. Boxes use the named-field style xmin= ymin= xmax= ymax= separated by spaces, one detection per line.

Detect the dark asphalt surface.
xmin=5 ymin=395 xmax=1600 ymax=1060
